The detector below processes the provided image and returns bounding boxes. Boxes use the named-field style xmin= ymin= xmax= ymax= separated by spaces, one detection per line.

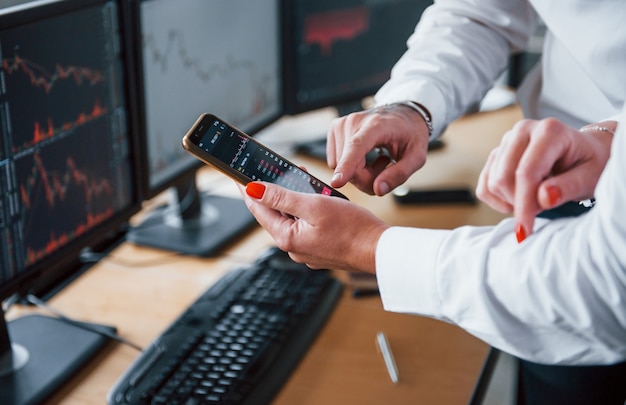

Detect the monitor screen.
xmin=0 ymin=0 xmax=140 ymax=402
xmin=282 ymin=0 xmax=433 ymax=115
xmin=139 ymin=0 xmax=282 ymax=195
xmin=128 ymin=0 xmax=282 ymax=256
xmin=0 ymin=0 xmax=139 ymax=302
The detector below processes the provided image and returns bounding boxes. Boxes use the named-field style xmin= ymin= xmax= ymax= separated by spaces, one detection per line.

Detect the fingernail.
xmin=515 ymin=223 xmax=527 ymax=244
xmin=546 ymin=186 xmax=562 ymax=207
xmin=378 ymin=181 xmax=390 ymax=195
xmin=246 ymin=182 xmax=266 ymax=199
xmin=331 ymin=172 xmax=342 ymax=183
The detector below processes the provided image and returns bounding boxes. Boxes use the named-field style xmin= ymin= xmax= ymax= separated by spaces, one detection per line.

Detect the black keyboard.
xmin=107 ymin=247 xmax=343 ymax=405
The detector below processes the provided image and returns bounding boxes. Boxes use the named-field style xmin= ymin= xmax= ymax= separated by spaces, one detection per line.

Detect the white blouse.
xmin=376 ymin=106 xmax=626 ymax=365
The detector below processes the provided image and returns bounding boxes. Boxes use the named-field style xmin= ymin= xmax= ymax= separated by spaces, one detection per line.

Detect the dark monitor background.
xmin=281 ymin=0 xmax=435 ymax=159
xmin=127 ymin=0 xmax=282 ymax=256
xmin=0 ymin=0 xmax=141 ymax=403
xmin=282 ymin=0 xmax=433 ymax=116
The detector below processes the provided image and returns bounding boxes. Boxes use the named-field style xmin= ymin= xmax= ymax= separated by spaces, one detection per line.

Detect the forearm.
xmin=375 ymin=0 xmax=537 ymax=138
xmin=377 ymin=216 xmax=626 ymax=365
xmin=376 ymin=130 xmax=626 ymax=365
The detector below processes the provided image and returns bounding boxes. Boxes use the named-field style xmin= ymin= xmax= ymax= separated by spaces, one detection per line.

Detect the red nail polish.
xmin=246 ymin=182 xmax=266 ymax=199
xmin=515 ymin=223 xmax=527 ymax=243
xmin=546 ymin=186 xmax=562 ymax=207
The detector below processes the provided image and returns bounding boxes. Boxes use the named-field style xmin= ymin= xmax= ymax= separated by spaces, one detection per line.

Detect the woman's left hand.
xmin=239 ymin=182 xmax=388 ymax=273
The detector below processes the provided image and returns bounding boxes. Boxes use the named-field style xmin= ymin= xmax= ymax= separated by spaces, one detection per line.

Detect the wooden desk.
xmin=7 ymin=105 xmax=522 ymax=404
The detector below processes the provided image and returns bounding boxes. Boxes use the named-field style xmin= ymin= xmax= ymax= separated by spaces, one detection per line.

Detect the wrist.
xmin=580 ymin=120 xmax=618 ymax=136
xmin=391 ymin=101 xmax=434 ymax=140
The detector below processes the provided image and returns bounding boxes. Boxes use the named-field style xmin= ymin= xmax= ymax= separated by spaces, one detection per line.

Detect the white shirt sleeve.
xmin=376 ymin=114 xmax=626 ymax=366
xmin=374 ymin=0 xmax=537 ymax=137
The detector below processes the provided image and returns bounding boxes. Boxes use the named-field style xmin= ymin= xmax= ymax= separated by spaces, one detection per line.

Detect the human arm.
xmin=377 ymin=122 xmax=626 ymax=365
xmin=475 ymin=118 xmax=615 ymax=242
xmin=328 ymin=0 xmax=537 ymax=195
xmin=375 ymin=0 xmax=536 ymax=135
xmin=243 ymin=117 xmax=626 ymax=365
xmin=242 ymin=182 xmax=388 ymax=273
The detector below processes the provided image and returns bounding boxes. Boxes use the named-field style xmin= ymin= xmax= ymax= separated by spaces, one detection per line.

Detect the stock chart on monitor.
xmin=0 ymin=3 xmax=133 ymax=279
xmin=283 ymin=0 xmax=432 ymax=114
xmin=139 ymin=0 xmax=281 ymax=192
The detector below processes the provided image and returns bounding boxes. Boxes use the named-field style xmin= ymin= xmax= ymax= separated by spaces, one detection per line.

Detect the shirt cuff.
xmin=375 ymin=226 xmax=451 ymax=319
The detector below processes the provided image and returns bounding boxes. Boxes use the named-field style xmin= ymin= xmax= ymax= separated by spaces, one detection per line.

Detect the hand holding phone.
xmin=182 ymin=113 xmax=348 ymax=200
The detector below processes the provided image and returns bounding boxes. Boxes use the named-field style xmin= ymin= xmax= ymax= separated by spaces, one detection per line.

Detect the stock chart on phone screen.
xmin=139 ymin=0 xmax=281 ymax=189
xmin=0 ymin=3 xmax=132 ymax=277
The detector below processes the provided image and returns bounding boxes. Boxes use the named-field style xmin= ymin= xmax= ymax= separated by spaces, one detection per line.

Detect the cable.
xmin=25 ymin=294 xmax=143 ymax=352
xmin=80 ymin=247 xmax=185 ymax=268
xmin=80 ymin=245 xmax=258 ymax=269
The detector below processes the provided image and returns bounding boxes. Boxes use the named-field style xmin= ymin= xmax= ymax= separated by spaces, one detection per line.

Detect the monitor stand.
xmin=127 ymin=174 xmax=257 ymax=256
xmin=0 ymin=311 xmax=116 ymax=405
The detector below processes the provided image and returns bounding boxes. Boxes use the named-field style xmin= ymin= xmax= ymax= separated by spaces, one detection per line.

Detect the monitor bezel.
xmin=0 ymin=0 xmax=143 ymax=303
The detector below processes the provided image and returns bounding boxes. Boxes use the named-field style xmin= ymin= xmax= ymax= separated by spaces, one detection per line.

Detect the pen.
xmin=376 ymin=331 xmax=399 ymax=384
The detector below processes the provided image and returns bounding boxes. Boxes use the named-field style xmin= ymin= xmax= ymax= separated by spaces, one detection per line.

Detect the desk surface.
xmin=8 ymin=105 xmax=522 ymax=405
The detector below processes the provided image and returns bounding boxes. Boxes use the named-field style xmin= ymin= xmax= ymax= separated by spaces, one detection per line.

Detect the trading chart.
xmin=293 ymin=0 xmax=429 ymax=105
xmin=0 ymin=3 xmax=131 ymax=276
xmin=139 ymin=0 xmax=281 ymax=189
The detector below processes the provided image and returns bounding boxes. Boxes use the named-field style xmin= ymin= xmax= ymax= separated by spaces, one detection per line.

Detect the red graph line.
xmin=21 ymin=150 xmax=115 ymax=262
xmin=2 ymin=53 xmax=106 ymax=93
xmin=21 ymin=152 xmax=113 ymax=210
xmin=303 ymin=7 xmax=370 ymax=56
xmin=26 ymin=208 xmax=113 ymax=263
xmin=22 ymin=100 xmax=107 ymax=150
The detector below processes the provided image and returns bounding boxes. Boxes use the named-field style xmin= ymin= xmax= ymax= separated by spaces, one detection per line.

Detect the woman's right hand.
xmin=476 ymin=118 xmax=614 ymax=242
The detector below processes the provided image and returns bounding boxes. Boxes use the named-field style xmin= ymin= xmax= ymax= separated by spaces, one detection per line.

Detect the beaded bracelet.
xmin=580 ymin=125 xmax=615 ymax=135
xmin=577 ymin=124 xmax=615 ymax=208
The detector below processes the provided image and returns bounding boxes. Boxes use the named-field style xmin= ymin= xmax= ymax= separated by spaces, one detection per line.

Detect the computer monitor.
xmin=282 ymin=0 xmax=432 ymax=115
xmin=0 ymin=0 xmax=141 ymax=403
xmin=281 ymin=0 xmax=435 ymax=159
xmin=127 ymin=0 xmax=282 ymax=256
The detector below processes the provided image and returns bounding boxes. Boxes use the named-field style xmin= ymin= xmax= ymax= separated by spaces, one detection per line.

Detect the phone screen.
xmin=186 ymin=115 xmax=347 ymax=199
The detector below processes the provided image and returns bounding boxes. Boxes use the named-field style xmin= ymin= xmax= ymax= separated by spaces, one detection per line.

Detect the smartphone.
xmin=182 ymin=113 xmax=348 ymax=200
